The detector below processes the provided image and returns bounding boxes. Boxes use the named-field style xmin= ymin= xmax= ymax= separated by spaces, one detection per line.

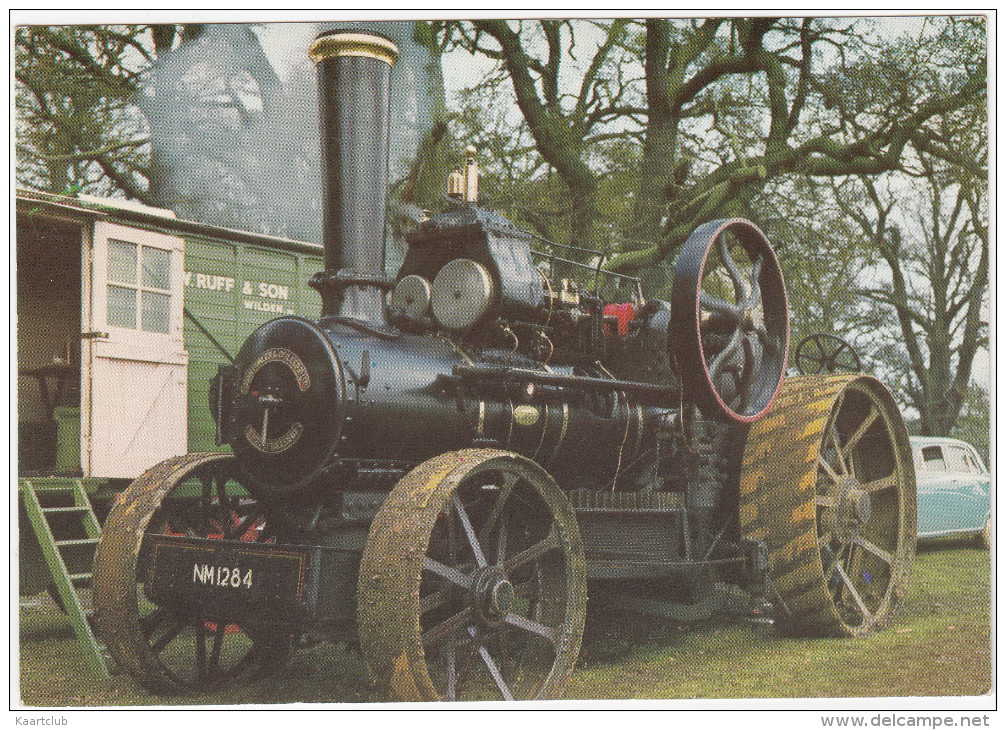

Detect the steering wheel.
xmin=794 ymin=333 xmax=861 ymax=375
xmin=670 ymin=218 xmax=789 ymax=423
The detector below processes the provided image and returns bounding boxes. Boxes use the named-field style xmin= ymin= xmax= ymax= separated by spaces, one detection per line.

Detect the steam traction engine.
xmin=92 ymin=31 xmax=917 ymax=701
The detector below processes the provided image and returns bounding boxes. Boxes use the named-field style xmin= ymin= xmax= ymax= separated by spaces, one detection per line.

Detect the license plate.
xmin=143 ymin=535 xmax=319 ymax=625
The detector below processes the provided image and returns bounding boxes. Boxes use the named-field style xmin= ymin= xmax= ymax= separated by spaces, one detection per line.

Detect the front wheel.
xmin=357 ymin=449 xmax=587 ymax=701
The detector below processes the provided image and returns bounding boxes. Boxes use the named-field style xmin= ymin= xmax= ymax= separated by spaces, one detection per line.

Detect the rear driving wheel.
xmin=740 ymin=375 xmax=916 ymax=636
xmin=358 ymin=449 xmax=586 ymax=701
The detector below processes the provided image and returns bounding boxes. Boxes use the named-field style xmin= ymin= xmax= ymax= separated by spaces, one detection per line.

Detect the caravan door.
xmin=84 ymin=221 xmax=188 ymax=479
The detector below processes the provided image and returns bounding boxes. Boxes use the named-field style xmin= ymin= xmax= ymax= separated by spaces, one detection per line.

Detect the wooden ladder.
xmin=19 ymin=478 xmax=110 ymax=677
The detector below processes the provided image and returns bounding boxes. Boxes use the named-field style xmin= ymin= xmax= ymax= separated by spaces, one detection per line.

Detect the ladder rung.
xmin=69 ymin=573 xmax=93 ymax=583
xmin=42 ymin=506 xmax=89 ymax=514
xmin=55 ymin=538 xmax=101 ymax=547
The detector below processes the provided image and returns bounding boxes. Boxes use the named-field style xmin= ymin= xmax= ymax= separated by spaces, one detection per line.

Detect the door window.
xmin=965 ymin=450 xmax=986 ymax=474
xmin=921 ymin=445 xmax=947 ymax=472
xmin=106 ymin=239 xmax=172 ymax=333
xmin=945 ymin=446 xmax=971 ymax=473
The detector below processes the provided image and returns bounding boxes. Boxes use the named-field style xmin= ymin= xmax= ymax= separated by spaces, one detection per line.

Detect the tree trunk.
xmin=631 ymin=115 xmax=678 ymax=249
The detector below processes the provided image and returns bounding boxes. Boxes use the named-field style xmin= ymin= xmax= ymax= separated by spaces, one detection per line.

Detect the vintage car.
xmin=911 ymin=436 xmax=990 ymax=545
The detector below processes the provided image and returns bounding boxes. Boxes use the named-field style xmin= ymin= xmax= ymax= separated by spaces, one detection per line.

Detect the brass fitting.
xmin=309 ymin=32 xmax=399 ymax=66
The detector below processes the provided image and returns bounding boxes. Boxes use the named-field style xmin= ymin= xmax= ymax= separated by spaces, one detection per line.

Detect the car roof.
xmin=909 ymin=435 xmax=979 ymax=450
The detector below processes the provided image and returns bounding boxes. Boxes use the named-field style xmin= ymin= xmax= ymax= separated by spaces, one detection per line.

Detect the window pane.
xmin=142 ymin=291 xmax=170 ymax=333
xmin=108 ymin=285 xmax=137 ymax=328
xmin=142 ymin=247 xmax=170 ymax=290
xmin=921 ymin=446 xmax=947 ymax=472
xmin=946 ymin=447 xmax=971 ymax=473
xmin=967 ymin=451 xmax=986 ymax=474
xmin=108 ymin=240 xmax=137 ymax=284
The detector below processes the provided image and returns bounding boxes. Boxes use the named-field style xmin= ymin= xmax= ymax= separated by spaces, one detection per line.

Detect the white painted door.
xmin=84 ymin=222 xmax=188 ymax=479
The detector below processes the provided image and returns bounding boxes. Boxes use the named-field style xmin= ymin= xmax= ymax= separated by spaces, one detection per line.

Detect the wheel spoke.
xmin=505 ymin=612 xmax=560 ymax=646
xmin=842 ymin=407 xmax=878 ymax=460
xmin=195 ymin=621 xmax=208 ymax=680
xmin=817 ymin=454 xmax=841 ymax=484
xmin=824 ymin=547 xmax=842 ymax=580
xmin=139 ymin=607 xmax=169 ymax=639
xmin=853 ymin=536 xmax=894 ymax=565
xmin=740 ymin=255 xmax=763 ymax=309
xmin=209 ymin=621 xmax=226 ymax=675
xmin=149 ymin=619 xmax=186 ymax=655
xmin=445 ymin=632 xmax=457 ymax=701
xmin=420 ymin=588 xmax=452 ymax=614
xmin=230 ymin=508 xmax=264 ymax=542
xmin=818 ymin=531 xmax=834 ymax=548
xmin=497 ymin=517 xmax=509 ymax=566
xmin=447 ymin=501 xmax=457 ymax=567
xmin=200 ymin=476 xmax=213 ymax=514
xmin=827 ymin=423 xmax=847 ymax=475
xmin=812 ymin=336 xmax=827 ymax=363
xmin=454 ymin=628 xmax=483 ymax=697
xmin=452 ymin=493 xmax=487 ymax=568
xmin=834 ymin=561 xmax=872 ymax=620
xmin=478 ymin=642 xmax=515 ymax=701
xmin=708 ymin=327 xmax=744 ymax=380
xmin=863 ymin=473 xmax=899 ymax=493
xmin=214 ymin=474 xmax=232 ymax=522
xmin=478 ymin=473 xmax=517 ymax=547
xmin=718 ymin=233 xmax=748 ymax=299
xmin=816 ymin=494 xmax=837 ymax=508
xmin=423 ymin=557 xmax=472 ymax=589
xmin=735 ymin=334 xmax=759 ymax=410
xmin=505 ymin=525 xmax=562 ymax=572
xmin=826 ymin=340 xmax=848 ymax=367
xmin=700 ymin=292 xmax=741 ymax=318
xmin=422 ymin=607 xmax=473 ymax=647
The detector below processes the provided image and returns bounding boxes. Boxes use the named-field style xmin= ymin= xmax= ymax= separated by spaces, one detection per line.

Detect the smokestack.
xmin=308 ymin=30 xmax=398 ymax=322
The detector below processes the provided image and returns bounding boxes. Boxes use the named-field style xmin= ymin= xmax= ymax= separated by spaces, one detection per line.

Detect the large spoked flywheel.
xmin=740 ymin=375 xmax=916 ymax=636
xmin=92 ymin=453 xmax=293 ymax=693
xmin=671 ymin=218 xmax=789 ymax=423
xmin=358 ymin=449 xmax=586 ymax=701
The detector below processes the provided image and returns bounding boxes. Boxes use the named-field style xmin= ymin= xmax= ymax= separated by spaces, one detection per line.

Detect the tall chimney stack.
xmin=308 ymin=30 xmax=399 ymax=322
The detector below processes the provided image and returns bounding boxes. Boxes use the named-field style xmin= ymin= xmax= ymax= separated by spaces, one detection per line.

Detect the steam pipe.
xmin=309 ymin=31 xmax=399 ymax=322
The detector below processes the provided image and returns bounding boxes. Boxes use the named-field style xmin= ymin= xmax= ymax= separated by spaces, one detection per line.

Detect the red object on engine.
xmin=603 ymin=303 xmax=637 ymax=336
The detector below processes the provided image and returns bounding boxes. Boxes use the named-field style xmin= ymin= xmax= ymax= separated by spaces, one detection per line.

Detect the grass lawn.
xmin=17 ymin=541 xmax=991 ymax=706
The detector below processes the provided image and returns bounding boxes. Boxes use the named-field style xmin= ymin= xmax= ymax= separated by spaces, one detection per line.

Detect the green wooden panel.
xmin=182 ymin=235 xmax=322 ymax=453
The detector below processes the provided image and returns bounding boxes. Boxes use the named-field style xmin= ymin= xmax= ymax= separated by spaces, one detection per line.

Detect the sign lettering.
xmin=185 ymin=269 xmax=297 ymax=315
xmin=192 ymin=563 xmax=253 ymax=589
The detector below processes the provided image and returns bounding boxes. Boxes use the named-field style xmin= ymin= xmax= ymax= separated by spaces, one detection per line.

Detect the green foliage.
xmin=951 ymin=384 xmax=990 ymax=462
xmin=15 ymin=25 xmax=155 ymax=198
xmin=447 ymin=17 xmax=986 ymax=274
